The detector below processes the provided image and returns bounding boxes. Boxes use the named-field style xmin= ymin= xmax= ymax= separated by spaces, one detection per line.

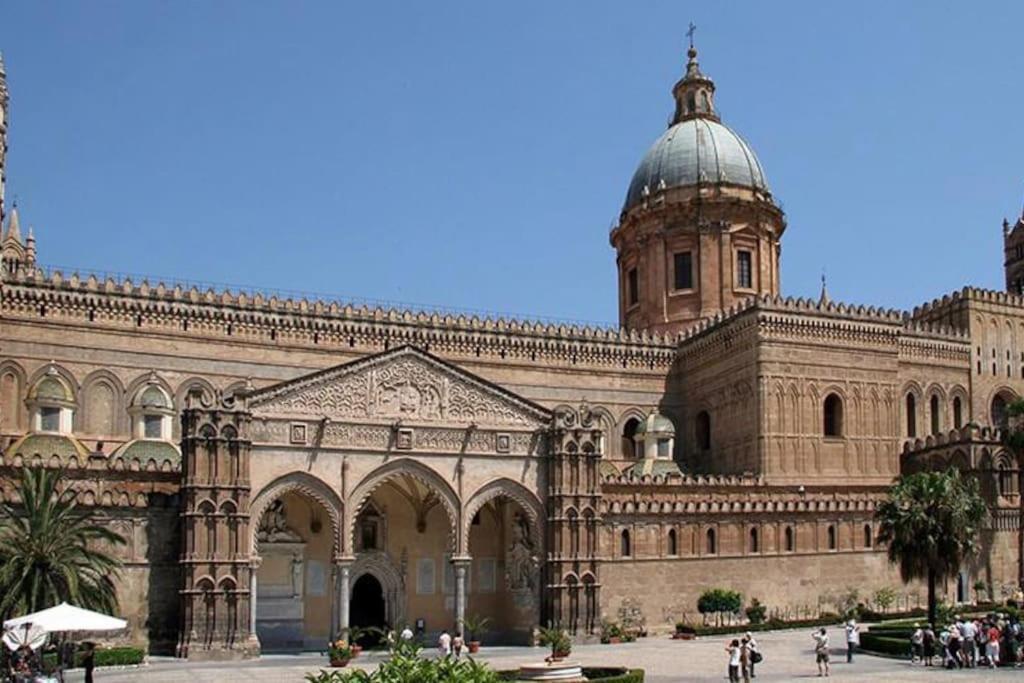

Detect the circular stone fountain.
xmin=517 ymin=661 xmax=587 ymax=682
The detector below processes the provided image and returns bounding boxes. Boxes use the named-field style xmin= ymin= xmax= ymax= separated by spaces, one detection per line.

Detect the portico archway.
xmin=350 ymin=574 xmax=386 ymax=644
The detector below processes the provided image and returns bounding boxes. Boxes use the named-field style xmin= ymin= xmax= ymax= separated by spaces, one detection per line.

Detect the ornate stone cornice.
xmin=0 ymin=269 xmax=676 ymax=370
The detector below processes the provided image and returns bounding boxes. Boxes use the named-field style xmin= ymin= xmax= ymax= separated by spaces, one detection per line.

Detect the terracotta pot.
xmin=608 ymin=636 xmax=621 ymax=644
xmin=673 ymin=632 xmax=696 ymax=640
xmin=554 ymin=650 xmax=571 ymax=659
xmin=350 ymin=645 xmax=363 ymax=658
xmin=468 ymin=641 xmax=481 ymax=653
xmin=329 ymin=658 xmax=350 ymax=668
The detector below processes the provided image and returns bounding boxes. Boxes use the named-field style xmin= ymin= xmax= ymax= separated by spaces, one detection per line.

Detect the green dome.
xmin=5 ymin=433 xmax=89 ymax=459
xmin=113 ymin=439 xmax=181 ymax=466
xmin=634 ymin=411 xmax=675 ymax=437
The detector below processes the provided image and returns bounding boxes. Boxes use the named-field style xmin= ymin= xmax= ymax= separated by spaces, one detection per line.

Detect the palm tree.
xmin=0 ymin=467 xmax=126 ymax=619
xmin=875 ymin=468 xmax=987 ymax=626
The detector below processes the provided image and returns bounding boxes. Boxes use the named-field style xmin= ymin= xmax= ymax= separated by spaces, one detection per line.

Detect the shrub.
xmin=872 ymin=587 xmax=897 ymax=614
xmin=310 ymin=640 xmax=501 ymax=681
xmin=674 ymin=622 xmax=696 ymax=635
xmin=697 ymin=588 xmax=743 ymax=626
xmin=499 ymin=669 xmax=643 ymax=682
xmin=43 ymin=646 xmax=146 ymax=669
xmin=859 ymin=633 xmax=910 ymax=658
xmin=745 ymin=599 xmax=767 ymax=625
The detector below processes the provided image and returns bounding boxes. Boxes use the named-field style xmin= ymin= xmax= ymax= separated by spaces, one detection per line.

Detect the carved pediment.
xmin=249 ymin=346 xmax=550 ymax=428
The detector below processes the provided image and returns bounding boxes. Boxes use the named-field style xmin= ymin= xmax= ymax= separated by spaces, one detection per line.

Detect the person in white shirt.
xmin=744 ymin=631 xmax=760 ymax=679
xmin=845 ymin=620 xmax=860 ymax=663
xmin=726 ymin=638 xmax=742 ymax=683
xmin=812 ymin=628 xmax=830 ymax=677
xmin=910 ymin=624 xmax=924 ymax=664
xmin=438 ymin=629 xmax=452 ymax=657
xmin=400 ymin=626 xmax=414 ymax=641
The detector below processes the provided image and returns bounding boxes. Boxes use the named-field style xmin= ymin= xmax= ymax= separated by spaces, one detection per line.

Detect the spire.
xmin=818 ymin=273 xmax=831 ymax=306
xmin=670 ymin=25 xmax=719 ymax=125
xmin=0 ymin=51 xmax=7 ymax=228
xmin=4 ymin=202 xmax=21 ymax=244
xmin=25 ymin=224 xmax=35 ymax=266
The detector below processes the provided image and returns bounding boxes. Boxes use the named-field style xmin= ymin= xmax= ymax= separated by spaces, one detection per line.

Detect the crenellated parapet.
xmin=1 ymin=267 xmax=676 ymax=370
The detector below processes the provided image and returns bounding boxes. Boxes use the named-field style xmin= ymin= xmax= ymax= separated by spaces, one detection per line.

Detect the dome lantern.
xmin=671 ymin=28 xmax=719 ymax=125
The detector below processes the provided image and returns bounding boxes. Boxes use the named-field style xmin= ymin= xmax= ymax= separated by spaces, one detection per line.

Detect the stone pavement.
xmin=71 ymin=627 xmax=1024 ymax=682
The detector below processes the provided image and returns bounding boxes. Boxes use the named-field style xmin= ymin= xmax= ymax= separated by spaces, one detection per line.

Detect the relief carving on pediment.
xmin=250 ymin=350 xmax=548 ymax=428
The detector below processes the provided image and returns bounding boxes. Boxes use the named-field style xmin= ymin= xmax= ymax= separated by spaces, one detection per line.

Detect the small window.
xmin=673 ymin=252 xmax=693 ymax=290
xmin=696 ymin=411 xmax=711 ymax=451
xmin=657 ymin=438 xmax=670 ymax=458
xmin=667 ymin=529 xmax=678 ymax=556
xmin=823 ymin=393 xmax=843 ymax=437
xmin=749 ymin=527 xmax=759 ymax=553
xmin=930 ymin=395 xmax=940 ymax=435
xmin=784 ymin=526 xmax=795 ymax=552
xmin=998 ymin=464 xmax=1015 ymax=497
xmin=361 ymin=520 xmax=378 ymax=550
xmin=863 ymin=524 xmax=873 ymax=549
xmin=40 ymin=406 xmax=61 ymax=433
xmin=827 ymin=525 xmax=837 ymax=551
xmin=906 ymin=394 xmax=917 ymax=438
xmin=143 ymin=414 xmax=163 ymax=439
xmin=736 ymin=250 xmax=753 ymax=289
xmin=992 ymin=395 xmax=1009 ymax=430
xmin=706 ymin=528 xmax=717 ymax=555
xmin=622 ymin=418 xmax=640 ymax=459
xmin=627 ymin=267 xmax=639 ymax=306
xmin=620 ymin=529 xmax=632 ymax=558
xmin=953 ymin=397 xmax=963 ymax=429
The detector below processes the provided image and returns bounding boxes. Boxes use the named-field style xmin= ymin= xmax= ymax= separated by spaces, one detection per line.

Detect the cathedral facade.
xmin=1 ymin=44 xmax=1023 ymax=659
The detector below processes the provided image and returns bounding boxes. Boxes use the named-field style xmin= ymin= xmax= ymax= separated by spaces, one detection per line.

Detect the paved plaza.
xmin=67 ymin=627 xmax=1024 ymax=682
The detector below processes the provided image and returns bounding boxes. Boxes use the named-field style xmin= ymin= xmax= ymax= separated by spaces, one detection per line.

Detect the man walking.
xmin=813 ymin=628 xmax=830 ymax=677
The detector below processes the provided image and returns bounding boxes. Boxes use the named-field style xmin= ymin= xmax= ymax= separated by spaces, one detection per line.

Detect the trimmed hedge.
xmin=42 ymin=646 xmax=145 ymax=669
xmin=859 ymin=633 xmax=910 ymax=658
xmin=693 ymin=615 xmax=841 ymax=637
xmin=499 ymin=668 xmax=643 ymax=682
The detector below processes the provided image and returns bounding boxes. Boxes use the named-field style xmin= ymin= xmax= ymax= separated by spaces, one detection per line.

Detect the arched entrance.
xmin=350 ymin=574 xmax=386 ymax=645
xmin=345 ymin=461 xmax=460 ymax=641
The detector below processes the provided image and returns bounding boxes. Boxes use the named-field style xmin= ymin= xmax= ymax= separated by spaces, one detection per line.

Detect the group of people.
xmin=911 ymin=615 xmax=1023 ymax=668
xmin=436 ymin=629 xmax=466 ymax=659
xmin=724 ymin=632 xmax=761 ymax=682
xmin=5 ymin=641 xmax=95 ymax=683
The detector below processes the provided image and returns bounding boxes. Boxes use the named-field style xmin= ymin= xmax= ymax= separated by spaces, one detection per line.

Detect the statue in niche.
xmin=291 ymin=552 xmax=304 ymax=597
xmin=506 ymin=512 xmax=539 ymax=592
xmin=257 ymin=500 xmax=302 ymax=543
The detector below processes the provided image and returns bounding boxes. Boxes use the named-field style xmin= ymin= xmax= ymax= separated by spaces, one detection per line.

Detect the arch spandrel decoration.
xmin=461 ymin=477 xmax=545 ymax=556
xmin=249 ymin=471 xmax=344 ymax=558
xmin=346 ymin=458 xmax=461 ymax=555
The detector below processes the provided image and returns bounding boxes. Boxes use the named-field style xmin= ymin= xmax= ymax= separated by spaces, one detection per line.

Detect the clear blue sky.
xmin=2 ymin=2 xmax=1023 ymax=325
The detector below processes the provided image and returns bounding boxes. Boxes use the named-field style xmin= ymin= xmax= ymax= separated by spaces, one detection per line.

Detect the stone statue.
xmin=257 ymin=500 xmax=302 ymax=543
xmin=291 ymin=552 xmax=304 ymax=597
xmin=506 ymin=512 xmax=539 ymax=592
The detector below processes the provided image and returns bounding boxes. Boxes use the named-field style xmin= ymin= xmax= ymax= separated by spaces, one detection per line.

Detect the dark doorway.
xmin=350 ymin=574 xmax=386 ymax=646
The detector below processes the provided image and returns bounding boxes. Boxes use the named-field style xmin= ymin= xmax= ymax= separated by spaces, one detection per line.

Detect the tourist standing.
xmin=452 ymin=632 xmax=464 ymax=659
xmin=400 ymin=625 xmax=414 ymax=641
xmin=959 ymin=617 xmax=976 ymax=667
xmin=725 ymin=638 xmax=742 ymax=683
xmin=986 ymin=622 xmax=1001 ymax=668
xmin=438 ymin=629 xmax=452 ymax=658
xmin=844 ymin=620 xmax=859 ymax=663
xmin=910 ymin=624 xmax=923 ymax=663
xmin=744 ymin=631 xmax=760 ymax=678
xmin=922 ymin=623 xmax=936 ymax=666
xmin=812 ymin=628 xmax=830 ymax=677
xmin=81 ymin=643 xmax=95 ymax=683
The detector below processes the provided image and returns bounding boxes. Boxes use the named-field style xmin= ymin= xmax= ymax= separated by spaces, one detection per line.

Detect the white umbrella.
xmin=3 ymin=602 xmax=127 ymax=633
xmin=2 ymin=623 xmax=47 ymax=651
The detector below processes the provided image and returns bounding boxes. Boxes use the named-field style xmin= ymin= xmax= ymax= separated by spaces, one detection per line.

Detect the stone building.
xmin=0 ymin=43 xmax=1021 ymax=659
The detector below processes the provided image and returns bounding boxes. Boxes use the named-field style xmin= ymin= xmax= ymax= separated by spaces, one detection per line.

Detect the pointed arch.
xmin=347 ymin=458 xmax=460 ymax=554
xmin=0 ymin=360 xmax=27 ymax=433
xmin=250 ymin=471 xmax=344 ymax=558
xmin=78 ymin=369 xmax=126 ymax=437
xmin=461 ymin=477 xmax=544 ymax=555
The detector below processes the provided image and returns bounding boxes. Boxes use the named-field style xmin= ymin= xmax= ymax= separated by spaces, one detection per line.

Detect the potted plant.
xmin=600 ymin=621 xmax=623 ymax=644
xmin=327 ymin=639 xmax=354 ymax=667
xmin=673 ymin=622 xmax=696 ymax=640
xmin=538 ymin=626 xmax=572 ymax=661
xmin=462 ymin=614 xmax=491 ymax=653
xmin=339 ymin=625 xmax=384 ymax=657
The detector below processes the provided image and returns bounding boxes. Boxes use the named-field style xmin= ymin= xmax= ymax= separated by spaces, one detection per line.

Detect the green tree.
xmin=875 ymin=469 xmax=987 ymax=626
xmin=0 ymin=467 xmax=126 ymax=619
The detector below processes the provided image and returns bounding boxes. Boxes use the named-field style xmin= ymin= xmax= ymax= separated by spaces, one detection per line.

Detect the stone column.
xmin=452 ymin=556 xmax=472 ymax=636
xmin=244 ymin=557 xmax=262 ymax=655
xmin=336 ymin=558 xmax=353 ymax=637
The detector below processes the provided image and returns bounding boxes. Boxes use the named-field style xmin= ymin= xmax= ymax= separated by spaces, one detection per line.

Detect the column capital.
xmin=332 ymin=555 xmax=356 ymax=567
xmin=249 ymin=556 xmax=263 ymax=570
xmin=450 ymin=555 xmax=472 ymax=567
